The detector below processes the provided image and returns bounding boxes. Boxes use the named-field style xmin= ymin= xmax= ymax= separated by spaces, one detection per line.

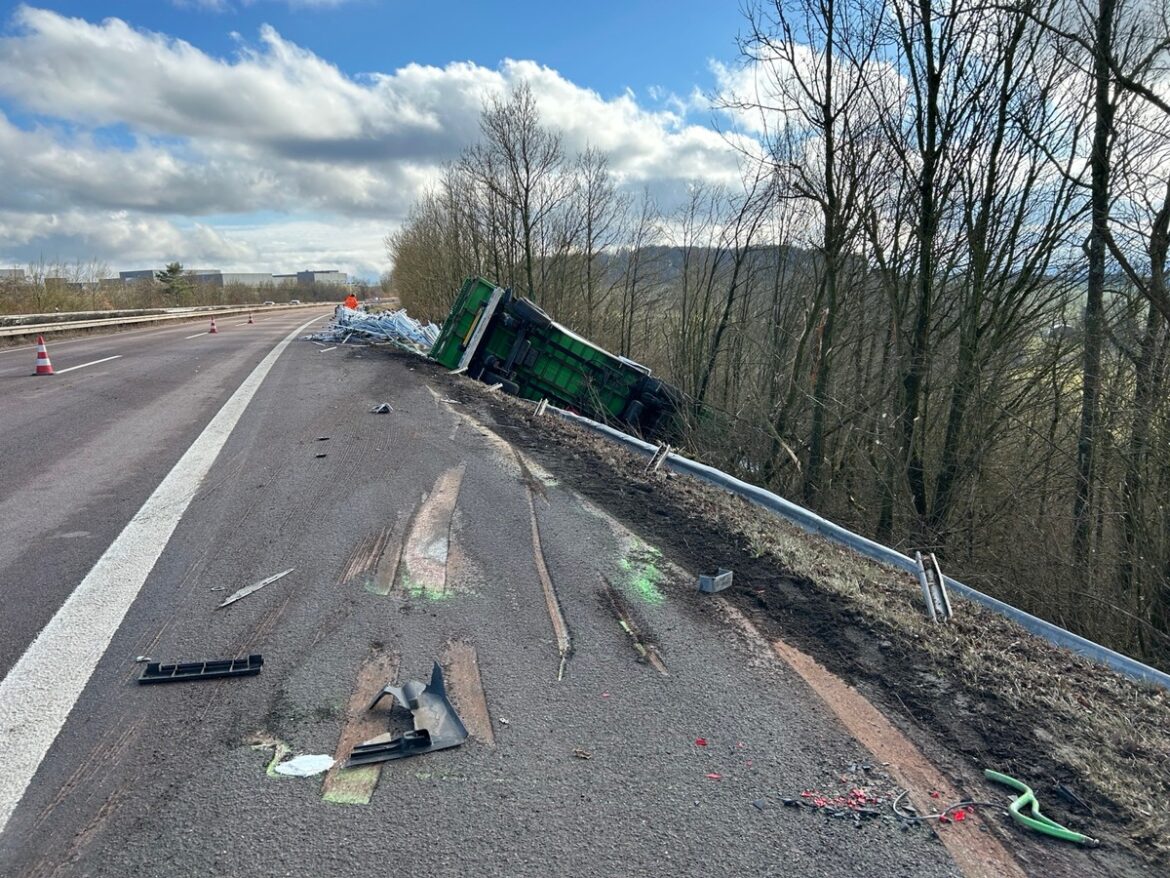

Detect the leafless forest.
xmin=388 ymin=0 xmax=1170 ymax=669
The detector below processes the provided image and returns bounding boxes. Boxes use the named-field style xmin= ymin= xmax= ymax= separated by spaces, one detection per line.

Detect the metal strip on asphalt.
xmin=0 ymin=315 xmax=324 ymax=835
xmin=52 ymin=355 xmax=123 ymax=375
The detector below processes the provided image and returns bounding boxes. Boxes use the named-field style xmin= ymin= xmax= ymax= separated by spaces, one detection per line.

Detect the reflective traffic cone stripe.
xmin=34 ymin=335 xmax=54 ymax=375
xmin=209 ymin=318 xmax=218 ymax=334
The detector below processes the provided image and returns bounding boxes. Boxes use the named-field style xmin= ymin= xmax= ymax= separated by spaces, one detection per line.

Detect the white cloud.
xmin=0 ymin=6 xmax=747 ymax=276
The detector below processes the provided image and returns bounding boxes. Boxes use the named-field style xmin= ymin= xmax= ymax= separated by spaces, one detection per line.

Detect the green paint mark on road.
xmin=618 ymin=542 xmax=665 ymax=604
xmin=400 ymin=570 xmax=455 ymax=601
xmin=251 ymin=737 xmax=292 ymax=778
xmin=323 ymin=766 xmax=381 ymax=805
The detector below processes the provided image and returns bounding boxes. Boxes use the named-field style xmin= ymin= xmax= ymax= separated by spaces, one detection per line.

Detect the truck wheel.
xmin=481 ymin=370 xmax=520 ymax=396
xmin=507 ymin=297 xmax=552 ymax=330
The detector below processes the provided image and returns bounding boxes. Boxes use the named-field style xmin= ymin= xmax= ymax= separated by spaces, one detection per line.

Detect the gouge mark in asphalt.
xmin=0 ymin=314 xmax=324 ymax=836
xmin=397 ymin=464 xmax=466 ymax=600
xmin=442 ymin=640 xmax=495 ymax=746
xmin=718 ymin=601 xmax=1025 ymax=878
xmin=322 ymin=650 xmax=400 ymax=805
xmin=519 ymin=469 xmax=572 ymax=680
xmin=601 ymin=576 xmax=668 ymax=676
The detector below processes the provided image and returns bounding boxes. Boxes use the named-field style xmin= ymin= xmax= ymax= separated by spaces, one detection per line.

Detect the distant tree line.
xmin=386 ymin=0 xmax=1170 ymax=669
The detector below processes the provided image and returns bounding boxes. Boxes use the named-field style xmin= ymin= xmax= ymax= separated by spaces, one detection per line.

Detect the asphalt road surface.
xmin=0 ymin=318 xmax=963 ymax=877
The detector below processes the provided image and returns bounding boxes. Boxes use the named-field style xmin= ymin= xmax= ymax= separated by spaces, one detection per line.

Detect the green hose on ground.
xmin=985 ymin=769 xmax=1099 ymax=847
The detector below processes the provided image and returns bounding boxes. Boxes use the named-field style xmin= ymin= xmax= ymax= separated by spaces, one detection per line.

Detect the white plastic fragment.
xmin=273 ymin=754 xmax=335 ymax=777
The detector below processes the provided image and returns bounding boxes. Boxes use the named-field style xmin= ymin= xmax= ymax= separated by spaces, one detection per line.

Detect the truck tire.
xmin=507 ymin=297 xmax=552 ymax=330
xmin=481 ymin=369 xmax=520 ymax=396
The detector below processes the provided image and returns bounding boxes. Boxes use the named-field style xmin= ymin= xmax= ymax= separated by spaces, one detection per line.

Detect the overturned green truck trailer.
xmin=429 ymin=277 xmax=682 ymax=439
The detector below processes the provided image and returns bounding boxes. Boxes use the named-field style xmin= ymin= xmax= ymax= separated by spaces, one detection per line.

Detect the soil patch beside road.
xmin=402 ymin=350 xmax=1170 ymax=875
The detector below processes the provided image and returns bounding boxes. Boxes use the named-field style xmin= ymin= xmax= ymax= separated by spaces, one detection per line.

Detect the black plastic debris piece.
xmin=315 ymin=453 xmax=327 ymax=458
xmin=346 ymin=662 xmax=467 ymax=766
xmin=370 ymin=402 xmax=393 ymax=414
xmin=138 ymin=654 xmax=263 ymax=684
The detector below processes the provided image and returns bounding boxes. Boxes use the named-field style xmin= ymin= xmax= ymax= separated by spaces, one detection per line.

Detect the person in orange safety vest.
xmin=344 ymin=292 xmax=358 ymax=310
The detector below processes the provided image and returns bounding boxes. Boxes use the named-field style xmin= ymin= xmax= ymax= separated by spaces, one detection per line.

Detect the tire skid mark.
xmin=322 ymin=649 xmax=400 ymax=805
xmin=718 ymin=601 xmax=1025 ymax=878
xmin=396 ymin=464 xmax=466 ymax=599
xmin=33 ymin=719 xmax=140 ymax=829
xmin=600 ymin=575 xmax=668 ymax=676
xmin=442 ymin=640 xmax=495 ymax=746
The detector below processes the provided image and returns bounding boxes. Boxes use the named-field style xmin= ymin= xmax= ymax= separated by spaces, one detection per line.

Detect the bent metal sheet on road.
xmin=0 ymin=315 xmax=323 ymax=836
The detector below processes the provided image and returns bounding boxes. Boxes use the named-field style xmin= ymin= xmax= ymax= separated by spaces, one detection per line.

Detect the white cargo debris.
xmin=305 ymin=306 xmax=440 ymax=351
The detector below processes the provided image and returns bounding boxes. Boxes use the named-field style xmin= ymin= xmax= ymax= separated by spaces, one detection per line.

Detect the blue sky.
xmin=0 ymin=1 xmax=754 ymax=278
xmin=15 ymin=1 xmax=741 ymax=100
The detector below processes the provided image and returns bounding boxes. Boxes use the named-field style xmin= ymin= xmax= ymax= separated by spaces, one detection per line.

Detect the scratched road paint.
xmin=396 ymin=464 xmax=466 ymax=600
xmin=322 ymin=651 xmax=399 ymax=805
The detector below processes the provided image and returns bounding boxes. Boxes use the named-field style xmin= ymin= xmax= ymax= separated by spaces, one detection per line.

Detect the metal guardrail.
xmin=0 ymin=304 xmax=324 ymax=339
xmin=551 ymin=407 xmax=1170 ymax=691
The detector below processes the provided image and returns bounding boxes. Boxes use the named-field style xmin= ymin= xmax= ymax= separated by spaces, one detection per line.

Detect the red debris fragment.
xmin=706 ymin=773 xmax=723 ymax=780
xmin=952 ymin=809 xmax=968 ymax=822
xmin=601 ymin=692 xmax=610 ymax=698
xmin=694 ymin=738 xmax=708 ymax=747
xmin=930 ymin=790 xmax=942 ymax=799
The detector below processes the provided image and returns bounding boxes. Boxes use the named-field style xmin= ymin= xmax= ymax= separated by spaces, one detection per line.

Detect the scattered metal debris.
xmin=317 ymin=436 xmax=330 ymax=441
xmin=486 ymin=382 xmax=503 ymax=392
xmin=534 ymin=398 xmax=549 ymax=417
xmin=573 ymin=748 xmax=593 ymax=760
xmin=440 ymin=398 xmax=462 ymax=405
xmin=315 ymin=453 xmax=328 ymax=459
xmin=273 ymin=754 xmax=335 ymax=777
xmin=138 ymin=654 xmax=263 ymax=684
xmin=915 ymin=551 xmax=953 ymax=622
xmin=985 ymin=769 xmax=1099 ymax=846
xmin=646 ymin=443 xmax=672 ymax=474
xmin=216 ymin=568 xmax=295 ymax=610
xmin=134 ymin=655 xmax=152 ymax=663
xmin=319 ymin=346 xmax=337 ymax=353
xmin=498 ymin=717 xmax=510 ymax=726
xmin=305 ymin=306 xmax=440 ymax=351
xmin=698 ymin=568 xmax=734 ymax=594
xmin=892 ymin=790 xmax=995 ymax=823
xmin=346 ymin=662 xmax=468 ymax=766
xmin=370 ymin=402 xmax=393 ymax=414
xmin=752 ymin=798 xmax=768 ymax=811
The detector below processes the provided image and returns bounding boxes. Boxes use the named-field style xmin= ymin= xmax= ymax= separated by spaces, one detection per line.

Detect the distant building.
xmin=222 ymin=272 xmax=275 ymax=287
xmin=0 ymin=268 xmax=25 ymax=280
xmin=297 ymin=270 xmax=347 ymax=286
xmin=114 ymin=267 xmax=350 ymax=288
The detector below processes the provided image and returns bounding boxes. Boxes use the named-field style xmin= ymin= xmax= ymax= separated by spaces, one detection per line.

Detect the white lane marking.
xmin=184 ymin=331 xmax=210 ymax=339
xmin=52 ymin=355 xmax=122 ymax=375
xmin=0 ymin=315 xmax=324 ymax=835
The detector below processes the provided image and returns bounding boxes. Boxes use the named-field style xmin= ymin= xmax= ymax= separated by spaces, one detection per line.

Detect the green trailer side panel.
xmin=429 ymin=277 xmax=499 ymax=369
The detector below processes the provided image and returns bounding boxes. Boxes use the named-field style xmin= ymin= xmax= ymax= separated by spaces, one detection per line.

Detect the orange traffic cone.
xmin=33 ymin=335 xmax=54 ymax=375
xmin=209 ymin=318 xmax=218 ymax=334
xmin=247 ymin=313 xmax=254 ymax=324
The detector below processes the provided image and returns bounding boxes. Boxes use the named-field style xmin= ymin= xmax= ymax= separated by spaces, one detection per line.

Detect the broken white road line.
xmin=184 ymin=331 xmax=208 ymax=339
xmin=52 ymin=355 xmax=122 ymax=375
xmin=0 ymin=315 xmax=323 ymax=836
